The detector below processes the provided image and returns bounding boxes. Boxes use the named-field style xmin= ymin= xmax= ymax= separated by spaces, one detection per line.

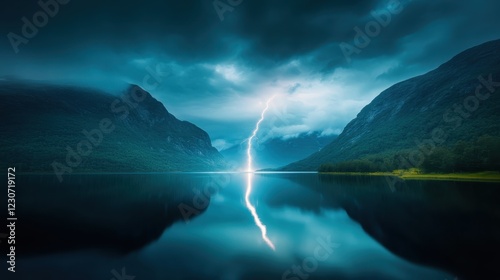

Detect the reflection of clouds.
xmin=268 ymin=208 xmax=357 ymax=257
xmin=19 ymin=174 xmax=453 ymax=280
xmin=211 ymin=193 xmax=225 ymax=203
xmin=18 ymin=173 xmax=453 ymax=280
xmin=141 ymin=201 xmax=451 ymax=280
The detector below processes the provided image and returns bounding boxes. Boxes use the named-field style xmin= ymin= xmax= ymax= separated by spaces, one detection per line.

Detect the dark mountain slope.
xmin=0 ymin=82 xmax=226 ymax=175
xmin=282 ymin=39 xmax=500 ymax=171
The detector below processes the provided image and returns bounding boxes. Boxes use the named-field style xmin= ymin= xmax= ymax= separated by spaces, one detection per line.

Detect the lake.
xmin=5 ymin=173 xmax=500 ymax=280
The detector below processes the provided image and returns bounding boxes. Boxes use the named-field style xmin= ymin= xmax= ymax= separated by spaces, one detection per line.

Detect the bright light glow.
xmin=215 ymin=64 xmax=241 ymax=82
xmin=244 ymin=96 xmax=276 ymax=251
xmin=245 ymin=173 xmax=275 ymax=250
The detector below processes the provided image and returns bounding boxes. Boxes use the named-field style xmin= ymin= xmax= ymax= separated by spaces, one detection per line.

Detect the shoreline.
xmin=12 ymin=171 xmax=500 ymax=182
xmin=319 ymin=171 xmax=500 ymax=182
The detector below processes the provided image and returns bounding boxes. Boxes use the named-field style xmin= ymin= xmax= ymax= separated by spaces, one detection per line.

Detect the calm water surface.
xmin=5 ymin=173 xmax=500 ymax=280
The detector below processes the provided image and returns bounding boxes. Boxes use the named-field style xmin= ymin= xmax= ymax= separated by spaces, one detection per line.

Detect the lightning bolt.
xmin=245 ymin=95 xmax=276 ymax=251
xmin=247 ymin=95 xmax=276 ymax=172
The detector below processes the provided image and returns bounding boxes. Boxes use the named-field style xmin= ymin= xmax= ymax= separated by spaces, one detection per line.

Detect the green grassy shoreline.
xmin=319 ymin=170 xmax=500 ymax=182
xmin=12 ymin=170 xmax=500 ymax=182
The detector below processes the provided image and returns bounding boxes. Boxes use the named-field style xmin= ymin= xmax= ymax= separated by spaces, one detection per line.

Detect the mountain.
xmin=221 ymin=132 xmax=337 ymax=170
xmin=282 ymin=39 xmax=500 ymax=171
xmin=0 ymin=82 xmax=226 ymax=176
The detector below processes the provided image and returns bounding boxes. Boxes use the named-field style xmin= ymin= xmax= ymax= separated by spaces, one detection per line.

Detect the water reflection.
xmin=280 ymin=173 xmax=500 ymax=279
xmin=9 ymin=173 xmax=208 ymax=255
xmin=245 ymin=173 xmax=276 ymax=250
xmin=10 ymin=173 xmax=500 ymax=280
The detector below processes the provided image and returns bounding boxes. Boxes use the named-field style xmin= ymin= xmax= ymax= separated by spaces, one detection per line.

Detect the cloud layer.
xmin=1 ymin=0 xmax=499 ymax=148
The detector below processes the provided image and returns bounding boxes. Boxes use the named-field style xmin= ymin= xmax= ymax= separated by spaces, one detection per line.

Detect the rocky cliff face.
xmin=120 ymin=85 xmax=223 ymax=162
xmin=283 ymin=39 xmax=500 ymax=170
xmin=0 ymin=82 xmax=226 ymax=173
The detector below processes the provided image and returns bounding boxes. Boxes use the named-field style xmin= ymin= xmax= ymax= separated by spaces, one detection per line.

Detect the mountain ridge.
xmin=282 ymin=39 xmax=500 ymax=171
xmin=0 ymin=82 xmax=226 ymax=175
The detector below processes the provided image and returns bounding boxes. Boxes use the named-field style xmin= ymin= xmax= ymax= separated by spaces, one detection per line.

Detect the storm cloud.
xmin=1 ymin=0 xmax=499 ymax=149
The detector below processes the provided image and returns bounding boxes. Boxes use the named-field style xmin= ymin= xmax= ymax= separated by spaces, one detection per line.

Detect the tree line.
xmin=319 ymin=135 xmax=500 ymax=173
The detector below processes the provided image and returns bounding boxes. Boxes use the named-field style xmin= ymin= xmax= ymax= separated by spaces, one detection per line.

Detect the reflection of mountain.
xmin=11 ymin=174 xmax=210 ymax=255
xmin=0 ymin=82 xmax=226 ymax=172
xmin=271 ymin=174 xmax=500 ymax=279
xmin=221 ymin=132 xmax=337 ymax=169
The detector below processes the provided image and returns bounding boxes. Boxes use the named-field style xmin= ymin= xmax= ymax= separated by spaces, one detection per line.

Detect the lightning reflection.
xmin=245 ymin=96 xmax=276 ymax=251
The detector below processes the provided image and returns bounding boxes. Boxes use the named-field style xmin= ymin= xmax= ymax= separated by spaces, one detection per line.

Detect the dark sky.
xmin=1 ymin=0 xmax=499 ymax=150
